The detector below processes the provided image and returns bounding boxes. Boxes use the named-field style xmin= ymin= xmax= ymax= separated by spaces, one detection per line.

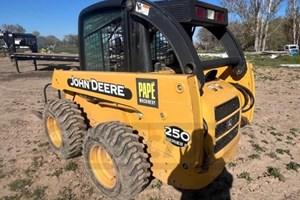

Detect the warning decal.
xmin=135 ymin=2 xmax=150 ymax=16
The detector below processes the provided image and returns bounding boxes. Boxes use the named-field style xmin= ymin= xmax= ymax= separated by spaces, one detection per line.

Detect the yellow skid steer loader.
xmin=43 ymin=0 xmax=255 ymax=199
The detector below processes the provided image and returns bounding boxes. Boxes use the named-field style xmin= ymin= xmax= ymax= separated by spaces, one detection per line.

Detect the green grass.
xmin=65 ymin=162 xmax=78 ymax=171
xmin=286 ymin=136 xmax=294 ymax=140
xmin=38 ymin=142 xmax=49 ymax=148
xmin=251 ymin=143 xmax=265 ymax=153
xmin=248 ymin=154 xmax=260 ymax=160
xmin=245 ymin=54 xmax=300 ymax=67
xmin=32 ymin=156 xmax=44 ymax=168
xmin=261 ymin=140 xmax=269 ymax=144
xmin=149 ymin=197 xmax=161 ymax=200
xmin=8 ymin=159 xmax=17 ymax=164
xmin=52 ymin=47 xmax=78 ymax=54
xmin=29 ymin=186 xmax=47 ymax=200
xmin=276 ymin=149 xmax=285 ymax=154
xmin=285 ymin=162 xmax=300 ymax=172
xmin=8 ymin=178 xmax=32 ymax=193
xmin=25 ymin=156 xmax=44 ymax=177
xmin=86 ymin=187 xmax=94 ymax=198
xmin=237 ymin=172 xmax=252 ymax=182
xmin=228 ymin=161 xmax=237 ymax=167
xmin=266 ymin=152 xmax=280 ymax=160
xmin=268 ymin=126 xmax=277 ymax=131
xmin=290 ymin=128 xmax=299 ymax=137
xmin=276 ymin=149 xmax=292 ymax=157
xmin=56 ymin=187 xmax=77 ymax=200
xmin=0 ymin=194 xmax=19 ymax=200
xmin=270 ymin=131 xmax=283 ymax=137
xmin=0 ymin=170 xmax=6 ymax=179
xmin=286 ymin=141 xmax=297 ymax=146
xmin=265 ymin=167 xmax=285 ymax=181
xmin=7 ymin=179 xmax=47 ymax=200
xmin=48 ymin=168 xmax=63 ymax=178
xmin=151 ymin=179 xmax=163 ymax=190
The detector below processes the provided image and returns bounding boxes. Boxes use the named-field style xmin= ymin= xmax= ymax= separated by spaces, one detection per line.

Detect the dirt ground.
xmin=0 ymin=57 xmax=299 ymax=200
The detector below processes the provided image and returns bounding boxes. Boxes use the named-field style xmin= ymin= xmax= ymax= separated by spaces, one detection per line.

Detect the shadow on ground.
xmin=178 ymin=168 xmax=233 ymax=200
xmin=166 ymin=128 xmax=234 ymax=200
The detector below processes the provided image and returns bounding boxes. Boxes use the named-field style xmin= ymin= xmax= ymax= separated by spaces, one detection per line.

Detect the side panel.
xmin=52 ymin=69 xmax=244 ymax=189
xmin=52 ymin=70 xmax=205 ymax=184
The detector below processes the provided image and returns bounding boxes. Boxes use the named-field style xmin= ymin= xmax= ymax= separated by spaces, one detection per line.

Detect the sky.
xmin=0 ymin=0 xmax=251 ymax=40
xmin=0 ymin=0 xmax=102 ymax=39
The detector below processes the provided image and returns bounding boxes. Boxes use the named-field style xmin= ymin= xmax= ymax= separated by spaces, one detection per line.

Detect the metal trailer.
xmin=0 ymin=30 xmax=79 ymax=73
xmin=10 ymin=53 xmax=79 ymax=73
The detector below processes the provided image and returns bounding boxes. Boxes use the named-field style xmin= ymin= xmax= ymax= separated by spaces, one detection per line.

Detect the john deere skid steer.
xmin=43 ymin=0 xmax=255 ymax=199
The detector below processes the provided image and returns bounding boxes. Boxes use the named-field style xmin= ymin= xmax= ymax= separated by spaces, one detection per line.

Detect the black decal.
xmin=136 ymin=78 xmax=158 ymax=108
xmin=67 ymin=76 xmax=132 ymax=100
xmin=165 ymin=126 xmax=190 ymax=147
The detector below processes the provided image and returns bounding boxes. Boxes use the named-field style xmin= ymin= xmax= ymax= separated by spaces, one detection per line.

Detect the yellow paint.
xmin=204 ymin=62 xmax=255 ymax=123
xmin=46 ymin=116 xmax=62 ymax=148
xmin=89 ymin=145 xmax=117 ymax=189
xmin=50 ymin=61 xmax=254 ymax=189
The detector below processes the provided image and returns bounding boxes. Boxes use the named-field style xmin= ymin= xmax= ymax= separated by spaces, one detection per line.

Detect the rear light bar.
xmin=195 ymin=6 xmax=225 ymax=23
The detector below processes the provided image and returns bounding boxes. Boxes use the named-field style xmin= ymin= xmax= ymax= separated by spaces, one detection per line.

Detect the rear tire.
xmin=43 ymin=99 xmax=87 ymax=159
xmin=83 ymin=121 xmax=150 ymax=200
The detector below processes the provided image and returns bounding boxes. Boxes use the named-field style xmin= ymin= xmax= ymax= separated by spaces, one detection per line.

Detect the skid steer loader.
xmin=43 ymin=0 xmax=255 ymax=199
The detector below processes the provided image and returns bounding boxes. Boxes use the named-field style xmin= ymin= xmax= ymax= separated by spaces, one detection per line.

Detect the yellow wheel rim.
xmin=47 ymin=116 xmax=62 ymax=148
xmin=89 ymin=145 xmax=117 ymax=189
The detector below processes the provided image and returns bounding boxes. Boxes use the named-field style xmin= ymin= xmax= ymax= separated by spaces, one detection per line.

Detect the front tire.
xmin=43 ymin=99 xmax=87 ymax=159
xmin=83 ymin=121 xmax=150 ymax=199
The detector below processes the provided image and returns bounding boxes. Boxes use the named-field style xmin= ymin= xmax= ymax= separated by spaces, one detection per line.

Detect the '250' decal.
xmin=165 ymin=126 xmax=191 ymax=147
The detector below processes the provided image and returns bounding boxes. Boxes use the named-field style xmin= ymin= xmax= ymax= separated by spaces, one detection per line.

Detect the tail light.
xmin=216 ymin=11 xmax=225 ymax=23
xmin=196 ymin=6 xmax=206 ymax=19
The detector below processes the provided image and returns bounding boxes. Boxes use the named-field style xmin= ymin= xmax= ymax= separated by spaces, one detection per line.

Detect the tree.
xmin=286 ymin=0 xmax=300 ymax=44
xmin=267 ymin=17 xmax=290 ymax=49
xmin=228 ymin=20 xmax=255 ymax=50
xmin=44 ymin=35 xmax=61 ymax=49
xmin=221 ymin=0 xmax=284 ymax=51
xmin=32 ymin=31 xmax=41 ymax=37
xmin=197 ymin=28 xmax=222 ymax=51
xmin=37 ymin=36 xmax=47 ymax=49
xmin=1 ymin=24 xmax=26 ymax=33
xmin=63 ymin=34 xmax=78 ymax=47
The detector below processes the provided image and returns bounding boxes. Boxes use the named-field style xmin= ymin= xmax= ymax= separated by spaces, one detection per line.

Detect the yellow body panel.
xmin=51 ymin=67 xmax=251 ymax=189
xmin=204 ymin=63 xmax=255 ymax=123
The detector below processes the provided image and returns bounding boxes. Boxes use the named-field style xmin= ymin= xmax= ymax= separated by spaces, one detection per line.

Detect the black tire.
xmin=83 ymin=121 xmax=150 ymax=200
xmin=43 ymin=99 xmax=87 ymax=159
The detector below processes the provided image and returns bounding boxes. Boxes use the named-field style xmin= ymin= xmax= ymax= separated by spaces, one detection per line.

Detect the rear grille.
xmin=214 ymin=126 xmax=239 ymax=153
xmin=214 ymin=97 xmax=240 ymax=154
xmin=215 ymin=97 xmax=239 ymax=121
xmin=215 ymin=112 xmax=240 ymax=138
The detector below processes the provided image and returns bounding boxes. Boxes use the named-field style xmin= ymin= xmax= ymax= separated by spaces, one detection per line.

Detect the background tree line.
xmin=1 ymin=0 xmax=299 ymax=53
xmin=198 ymin=0 xmax=299 ymax=52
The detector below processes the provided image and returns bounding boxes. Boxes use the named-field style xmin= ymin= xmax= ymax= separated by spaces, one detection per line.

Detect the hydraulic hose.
xmin=231 ymin=83 xmax=255 ymax=113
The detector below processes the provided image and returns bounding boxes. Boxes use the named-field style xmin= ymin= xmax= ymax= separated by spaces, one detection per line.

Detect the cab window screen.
xmin=151 ymin=31 xmax=171 ymax=62
xmin=150 ymin=29 xmax=180 ymax=72
xmin=83 ymin=11 xmax=125 ymax=71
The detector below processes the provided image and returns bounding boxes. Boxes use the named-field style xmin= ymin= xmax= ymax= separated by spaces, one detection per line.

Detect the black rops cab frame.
xmin=78 ymin=0 xmax=247 ymax=87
